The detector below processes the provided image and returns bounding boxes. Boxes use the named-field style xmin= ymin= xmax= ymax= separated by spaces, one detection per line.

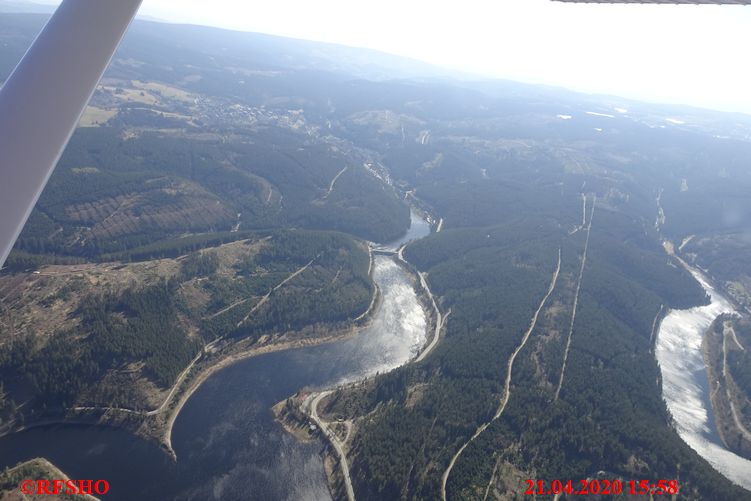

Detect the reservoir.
xmin=655 ymin=264 xmax=751 ymax=491
xmin=377 ymin=208 xmax=431 ymax=252
xmin=0 ymin=213 xmax=430 ymax=500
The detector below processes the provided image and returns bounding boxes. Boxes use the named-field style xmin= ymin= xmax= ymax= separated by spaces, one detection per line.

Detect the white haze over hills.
xmin=18 ymin=0 xmax=751 ymax=116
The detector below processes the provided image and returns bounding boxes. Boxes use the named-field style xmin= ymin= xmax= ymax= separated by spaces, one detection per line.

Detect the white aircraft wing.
xmin=0 ymin=0 xmax=142 ymax=268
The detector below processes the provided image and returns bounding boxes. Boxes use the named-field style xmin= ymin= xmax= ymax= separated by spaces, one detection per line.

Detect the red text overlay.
xmin=20 ymin=479 xmax=110 ymax=496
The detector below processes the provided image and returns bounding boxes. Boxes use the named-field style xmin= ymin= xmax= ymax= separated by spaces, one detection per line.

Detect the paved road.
xmin=396 ymin=244 xmax=447 ymax=364
xmin=309 ymin=390 xmax=356 ymax=501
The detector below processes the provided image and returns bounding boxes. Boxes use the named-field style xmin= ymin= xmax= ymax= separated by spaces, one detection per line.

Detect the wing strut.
xmin=0 ymin=0 xmax=142 ymax=268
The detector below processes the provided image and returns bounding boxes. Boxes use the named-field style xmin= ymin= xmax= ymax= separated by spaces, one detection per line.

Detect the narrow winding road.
xmin=396 ymin=244 xmax=447 ymax=364
xmin=649 ymin=304 xmax=665 ymax=351
xmin=73 ymin=256 xmax=319 ymax=421
xmin=73 ymin=348 xmax=203 ymax=418
xmin=203 ymin=297 xmax=251 ymax=320
xmin=237 ymin=255 xmax=318 ymax=327
xmin=322 ymin=166 xmax=349 ymax=199
xmin=722 ymin=322 xmax=751 ymax=444
xmin=309 ymin=390 xmax=356 ymax=501
xmin=441 ymin=248 xmax=562 ymax=501
xmin=554 ymin=196 xmax=596 ymax=401
xmin=729 ymin=325 xmax=746 ymax=352
xmin=301 ymin=243 xmax=446 ymax=501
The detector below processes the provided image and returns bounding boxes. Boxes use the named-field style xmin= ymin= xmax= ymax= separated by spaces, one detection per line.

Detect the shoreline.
xmin=157 ymin=323 xmax=369 ymax=458
xmin=13 ymin=321 xmax=379 ymax=457
xmin=0 ymin=326 xmax=370 ymax=454
xmin=149 ymin=242 xmax=383 ymax=457
xmin=271 ymin=397 xmax=351 ymax=500
xmin=657 ymin=239 xmax=751 ymax=490
xmin=672 ymin=240 xmax=751 ymax=461
xmin=0 ymin=246 xmax=383 ymax=460
xmin=276 ymin=241 xmax=447 ymax=501
xmin=703 ymin=315 xmax=751 ymax=460
xmin=0 ymin=457 xmax=101 ymax=501
xmin=0 ymin=222 xmax=438 ymax=499
xmin=395 ymin=244 xmax=446 ymax=363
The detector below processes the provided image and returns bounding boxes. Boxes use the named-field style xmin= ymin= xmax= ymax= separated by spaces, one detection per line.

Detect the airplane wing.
xmin=0 ymin=0 xmax=142 ymax=268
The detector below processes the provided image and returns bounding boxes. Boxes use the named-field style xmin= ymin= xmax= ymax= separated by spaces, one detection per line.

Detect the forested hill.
xmin=0 ymin=13 xmax=412 ymax=266
xmin=0 ymin=13 xmax=409 ymax=438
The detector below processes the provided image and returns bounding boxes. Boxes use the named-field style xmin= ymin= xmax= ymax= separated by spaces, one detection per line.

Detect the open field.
xmin=78 ymin=106 xmax=118 ymax=127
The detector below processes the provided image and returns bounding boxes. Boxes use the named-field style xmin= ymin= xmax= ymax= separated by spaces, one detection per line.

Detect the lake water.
xmin=655 ymin=265 xmax=751 ymax=491
xmin=376 ymin=208 xmax=431 ymax=252
xmin=0 ymin=213 xmax=431 ymax=500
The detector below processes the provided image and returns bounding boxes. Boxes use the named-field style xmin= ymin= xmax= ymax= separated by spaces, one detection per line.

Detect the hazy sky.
xmin=39 ymin=0 xmax=751 ymax=114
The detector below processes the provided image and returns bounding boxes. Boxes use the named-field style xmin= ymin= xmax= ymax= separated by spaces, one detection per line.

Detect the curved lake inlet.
xmin=0 ymin=212 xmax=431 ymax=500
xmin=377 ymin=208 xmax=432 ymax=252
xmin=655 ymin=266 xmax=751 ymax=491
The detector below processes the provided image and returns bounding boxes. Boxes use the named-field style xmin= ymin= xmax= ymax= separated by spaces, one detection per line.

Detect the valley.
xmin=1 ymin=10 xmax=751 ymax=500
